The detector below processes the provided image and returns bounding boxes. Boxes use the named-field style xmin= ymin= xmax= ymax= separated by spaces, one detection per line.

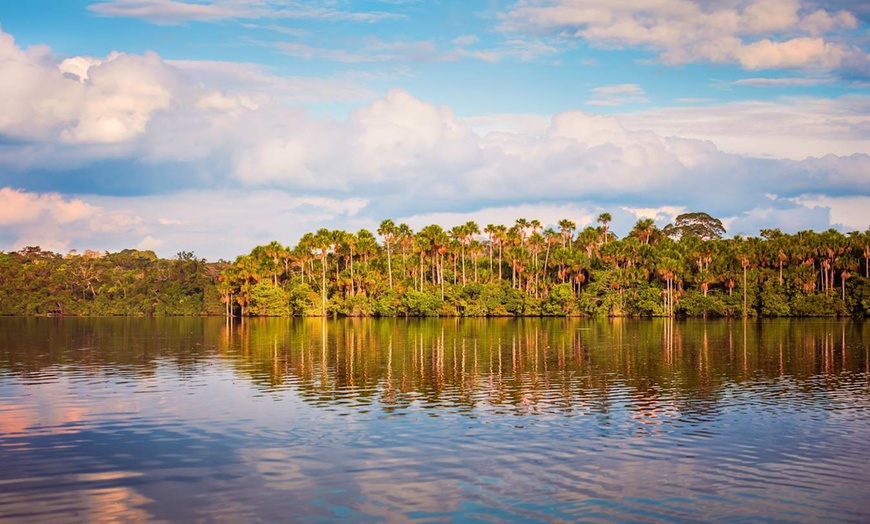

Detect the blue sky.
xmin=0 ymin=0 xmax=868 ymax=259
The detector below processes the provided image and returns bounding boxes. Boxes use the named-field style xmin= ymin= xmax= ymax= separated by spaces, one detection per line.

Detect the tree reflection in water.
xmin=1 ymin=317 xmax=869 ymax=522
xmin=1 ymin=317 xmax=867 ymax=421
xmin=196 ymin=318 xmax=869 ymax=421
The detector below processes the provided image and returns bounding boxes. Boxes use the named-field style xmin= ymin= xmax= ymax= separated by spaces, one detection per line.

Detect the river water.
xmin=1 ymin=317 xmax=868 ymax=522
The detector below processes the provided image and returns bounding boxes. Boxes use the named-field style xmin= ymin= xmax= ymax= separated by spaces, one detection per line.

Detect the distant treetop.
xmin=664 ymin=212 xmax=726 ymax=241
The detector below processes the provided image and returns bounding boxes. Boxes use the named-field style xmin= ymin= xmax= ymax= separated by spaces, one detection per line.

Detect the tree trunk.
xmin=321 ymin=254 xmax=327 ymax=316
xmin=461 ymin=244 xmax=466 ymax=285
xmin=387 ymin=242 xmax=393 ymax=289
xmin=440 ymin=254 xmax=445 ymax=300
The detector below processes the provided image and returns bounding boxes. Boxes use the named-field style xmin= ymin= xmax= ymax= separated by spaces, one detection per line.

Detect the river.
xmin=1 ymin=317 xmax=868 ymax=522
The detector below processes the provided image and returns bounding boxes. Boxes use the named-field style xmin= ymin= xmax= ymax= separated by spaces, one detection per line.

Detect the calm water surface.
xmin=1 ymin=318 xmax=869 ymax=522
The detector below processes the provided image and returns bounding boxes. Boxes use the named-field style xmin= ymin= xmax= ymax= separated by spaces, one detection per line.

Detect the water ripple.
xmin=2 ymin=318 xmax=870 ymax=522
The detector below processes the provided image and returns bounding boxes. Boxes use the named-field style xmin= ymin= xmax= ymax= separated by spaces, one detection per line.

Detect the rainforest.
xmin=2 ymin=213 xmax=869 ymax=318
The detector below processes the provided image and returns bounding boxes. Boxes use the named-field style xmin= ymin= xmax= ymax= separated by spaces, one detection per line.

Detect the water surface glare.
xmin=1 ymin=318 xmax=869 ymax=522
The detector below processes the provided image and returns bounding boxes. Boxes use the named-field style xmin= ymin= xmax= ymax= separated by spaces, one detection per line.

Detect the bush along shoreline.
xmin=3 ymin=213 xmax=869 ymax=318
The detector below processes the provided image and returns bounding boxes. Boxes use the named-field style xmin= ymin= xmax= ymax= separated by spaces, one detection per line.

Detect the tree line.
xmin=2 ymin=212 xmax=869 ymax=317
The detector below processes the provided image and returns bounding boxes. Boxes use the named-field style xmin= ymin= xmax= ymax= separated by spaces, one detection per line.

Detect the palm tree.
xmin=735 ymin=240 xmax=753 ymax=318
xmin=314 ymin=228 xmax=333 ymax=316
xmin=295 ymin=232 xmax=316 ymax=285
xmin=492 ymin=224 xmax=507 ymax=282
xmin=397 ymin=223 xmax=414 ymax=281
xmin=449 ymin=225 xmax=465 ymax=284
xmin=464 ymin=221 xmax=480 ymax=284
xmin=378 ymin=219 xmax=397 ymax=289
xmin=838 ymin=256 xmax=858 ymax=301
xmin=484 ymin=223 xmax=498 ymax=274
xmin=506 ymin=226 xmax=522 ymax=288
xmin=557 ymin=219 xmax=576 ymax=248
xmin=577 ymin=226 xmax=600 ymax=260
xmin=542 ymin=228 xmax=559 ymax=290
xmin=597 ymin=212 xmax=612 ymax=245
xmin=528 ymin=231 xmax=544 ymax=295
xmin=356 ymin=229 xmax=378 ymax=267
xmin=847 ymin=230 xmax=870 ymax=279
xmin=233 ymin=254 xmax=262 ymax=317
xmin=418 ymin=224 xmax=448 ymax=297
xmin=515 ymin=218 xmax=530 ymax=244
xmin=629 ymin=218 xmax=657 ymax=245
xmin=863 ymin=230 xmax=870 ymax=279
xmin=657 ymin=257 xmax=679 ymax=317
xmin=337 ymin=231 xmax=357 ymax=296
xmin=258 ymin=240 xmax=286 ymax=286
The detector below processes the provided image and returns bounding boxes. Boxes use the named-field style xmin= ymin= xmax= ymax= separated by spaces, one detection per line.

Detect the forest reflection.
xmin=2 ymin=318 xmax=868 ymax=418
xmin=224 ymin=318 xmax=870 ymax=415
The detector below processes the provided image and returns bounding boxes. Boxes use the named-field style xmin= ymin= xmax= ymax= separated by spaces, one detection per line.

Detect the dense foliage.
xmin=2 ymin=213 xmax=869 ymax=317
xmin=0 ymin=248 xmax=225 ymax=316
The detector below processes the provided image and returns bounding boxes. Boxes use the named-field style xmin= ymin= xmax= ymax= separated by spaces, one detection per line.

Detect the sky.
xmin=0 ymin=0 xmax=869 ymax=260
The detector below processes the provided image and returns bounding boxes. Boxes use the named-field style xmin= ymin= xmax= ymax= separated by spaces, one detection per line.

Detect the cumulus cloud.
xmin=1 ymin=26 xmax=869 ymax=257
xmin=622 ymin=206 xmax=686 ymax=222
xmin=61 ymin=52 xmax=174 ymax=143
xmin=793 ymin=195 xmax=870 ymax=230
xmin=347 ymin=88 xmax=480 ymax=179
xmin=498 ymin=0 xmax=868 ymax=74
xmin=0 ymin=188 xmax=98 ymax=226
xmin=0 ymin=187 xmax=135 ymax=253
xmin=136 ymin=235 xmax=165 ymax=251
xmin=619 ymin=95 xmax=870 ymax=159
xmin=0 ymin=188 xmax=370 ymax=259
xmin=736 ymin=37 xmax=848 ymax=70
xmin=0 ymin=32 xmax=173 ymax=144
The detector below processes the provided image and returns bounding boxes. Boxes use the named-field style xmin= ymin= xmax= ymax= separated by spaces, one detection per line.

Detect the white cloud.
xmin=619 ymin=95 xmax=870 ymax=159
xmin=1 ymin=26 xmax=869 ymax=257
xmin=498 ymin=0 xmax=869 ymax=73
xmin=622 ymin=206 xmax=686 ymax=222
xmin=470 ymin=39 xmax=561 ymax=63
xmin=273 ymin=38 xmax=461 ymax=64
xmin=136 ymin=235 xmax=165 ymax=251
xmin=0 ymin=32 xmax=173 ymax=144
xmin=463 ymin=113 xmax=551 ymax=137
xmin=453 ymin=35 xmax=480 ymax=46
xmin=793 ymin=195 xmax=870 ymax=230
xmin=587 ymin=84 xmax=648 ymax=107
xmin=166 ymin=60 xmax=375 ymax=104
xmin=732 ymin=76 xmax=834 ymax=86
xmin=58 ymin=55 xmax=103 ymax=82
xmin=0 ymin=188 xmax=371 ymax=259
xmin=87 ymin=0 xmax=400 ymax=25
xmin=89 ymin=0 xmax=241 ymax=24
xmin=0 ymin=187 xmax=139 ymax=253
xmin=0 ymin=187 xmax=98 ymax=226
xmin=347 ymin=88 xmax=480 ymax=179
xmin=799 ymin=7 xmax=859 ymax=35
xmin=60 ymin=51 xmax=174 ymax=144
xmin=736 ymin=37 xmax=848 ymax=70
